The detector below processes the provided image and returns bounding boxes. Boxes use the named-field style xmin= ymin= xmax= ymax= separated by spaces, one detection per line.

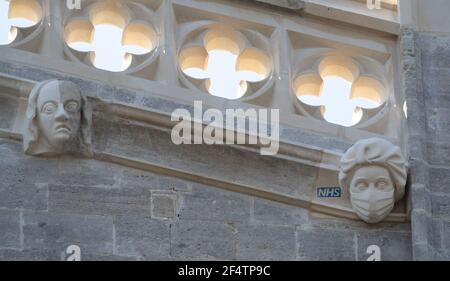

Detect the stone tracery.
xmin=179 ymin=24 xmax=272 ymax=100
xmin=63 ymin=0 xmax=158 ymax=72
xmin=0 ymin=0 xmax=43 ymax=45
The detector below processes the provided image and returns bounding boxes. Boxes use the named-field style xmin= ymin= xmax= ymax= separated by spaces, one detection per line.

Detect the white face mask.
xmin=350 ymin=188 xmax=394 ymax=223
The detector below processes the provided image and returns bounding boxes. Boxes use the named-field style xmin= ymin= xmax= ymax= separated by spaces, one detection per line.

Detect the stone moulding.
xmin=0 ymin=75 xmax=408 ymax=223
xmin=0 ymin=30 xmax=402 ymax=146
xmin=0 ymin=127 xmax=407 ymax=223
xmin=248 ymin=0 xmax=400 ymax=35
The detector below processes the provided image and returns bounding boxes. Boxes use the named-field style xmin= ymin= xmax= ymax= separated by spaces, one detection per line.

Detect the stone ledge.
xmin=246 ymin=0 xmax=305 ymax=11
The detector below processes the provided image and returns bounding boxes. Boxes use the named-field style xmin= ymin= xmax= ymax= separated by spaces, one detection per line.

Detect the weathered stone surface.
xmin=0 ymin=94 xmax=18 ymax=130
xmin=78 ymin=254 xmax=139 ymax=261
xmin=151 ymin=192 xmax=177 ymax=219
xmin=441 ymin=220 xmax=450 ymax=257
xmin=178 ymin=184 xmax=251 ymax=223
xmin=430 ymin=193 xmax=450 ymax=218
xmin=419 ymin=34 xmax=450 ymax=69
xmin=251 ymin=0 xmax=304 ymax=10
xmin=158 ymin=176 xmax=190 ymax=192
xmin=23 ymin=212 xmax=113 ymax=256
xmin=0 ymin=210 xmax=21 ymax=249
xmin=410 ymin=184 xmax=431 ymax=212
xmin=103 ymin=121 xmax=317 ymax=199
xmin=427 ymin=140 xmax=450 ymax=166
xmin=171 ymin=220 xmax=236 ymax=260
xmin=0 ymin=249 xmax=61 ymax=261
xmin=114 ymin=216 xmax=170 ymax=260
xmin=429 ymin=167 xmax=450 ymax=193
xmin=426 ymin=107 xmax=450 ymax=144
xmin=49 ymin=184 xmax=152 ymax=216
xmin=253 ymin=198 xmax=309 ymax=226
xmin=114 ymin=88 xmax=137 ymax=104
xmin=120 ymin=168 xmax=159 ymax=190
xmin=296 ymin=225 xmax=355 ymax=261
xmin=53 ymin=159 xmax=118 ymax=187
xmin=356 ymin=231 xmax=412 ymax=261
xmin=5 ymin=3 xmax=450 ymax=262
xmin=281 ymin=126 xmax=350 ymax=153
xmin=236 ymin=224 xmax=296 ymax=260
xmin=0 ymin=142 xmax=50 ymax=210
xmin=423 ymin=67 xmax=450 ymax=94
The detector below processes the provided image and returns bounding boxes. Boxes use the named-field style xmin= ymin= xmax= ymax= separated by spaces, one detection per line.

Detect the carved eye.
xmin=354 ymin=181 xmax=368 ymax=191
xmin=376 ymin=180 xmax=388 ymax=190
xmin=42 ymin=103 xmax=57 ymax=114
xmin=65 ymin=101 xmax=80 ymax=113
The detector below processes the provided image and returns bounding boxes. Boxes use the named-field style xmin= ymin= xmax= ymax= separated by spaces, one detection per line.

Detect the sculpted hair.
xmin=338 ymin=138 xmax=407 ymax=202
xmin=24 ymin=80 xmax=93 ymax=157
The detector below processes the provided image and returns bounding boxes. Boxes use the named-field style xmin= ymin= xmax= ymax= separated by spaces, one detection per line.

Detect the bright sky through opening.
xmin=298 ymin=76 xmax=379 ymax=127
xmin=183 ymin=50 xmax=265 ymax=100
xmin=0 ymin=0 xmax=37 ymax=45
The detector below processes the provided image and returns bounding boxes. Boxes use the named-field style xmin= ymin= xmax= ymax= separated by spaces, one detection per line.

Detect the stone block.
xmin=0 ymin=249 xmax=61 ymax=261
xmin=80 ymin=254 xmax=139 ymax=261
xmin=430 ymin=194 xmax=450 ymax=218
xmin=114 ymin=216 xmax=170 ymax=260
xmin=152 ymin=192 xmax=177 ymax=219
xmin=423 ymin=67 xmax=450 ymax=94
xmin=253 ymin=0 xmax=304 ymax=10
xmin=426 ymin=108 xmax=450 ymax=141
xmin=120 ymin=168 xmax=159 ymax=190
xmin=236 ymin=224 xmax=296 ymax=260
xmin=171 ymin=220 xmax=236 ymax=260
xmin=253 ymin=198 xmax=309 ymax=226
xmin=356 ymin=231 xmax=412 ymax=261
xmin=0 ymin=94 xmax=18 ymax=130
xmin=410 ymin=184 xmax=431 ymax=212
xmin=104 ymin=123 xmax=317 ymax=199
xmin=114 ymin=88 xmax=137 ymax=104
xmin=178 ymin=184 xmax=251 ymax=223
xmin=429 ymin=167 xmax=450 ymax=193
xmin=49 ymin=184 xmax=151 ymax=216
xmin=296 ymin=225 xmax=355 ymax=261
xmin=0 ymin=144 xmax=49 ymax=210
xmin=53 ymin=159 xmax=118 ymax=187
xmin=158 ymin=176 xmax=190 ymax=192
xmin=0 ymin=210 xmax=21 ymax=249
xmin=427 ymin=140 xmax=450 ymax=166
xmin=441 ymin=220 xmax=450 ymax=253
xmin=280 ymin=126 xmax=350 ymax=153
xmin=419 ymin=34 xmax=450 ymax=69
xmin=430 ymin=218 xmax=444 ymax=251
xmin=411 ymin=210 xmax=433 ymax=246
xmin=23 ymin=212 xmax=113 ymax=256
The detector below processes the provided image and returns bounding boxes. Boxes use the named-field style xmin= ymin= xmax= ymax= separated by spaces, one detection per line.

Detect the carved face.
xmin=36 ymin=81 xmax=81 ymax=149
xmin=349 ymin=166 xmax=395 ymax=223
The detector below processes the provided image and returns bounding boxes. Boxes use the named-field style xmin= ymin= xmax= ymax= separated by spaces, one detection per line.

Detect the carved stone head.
xmin=339 ymin=138 xmax=407 ymax=223
xmin=24 ymin=80 xmax=92 ymax=157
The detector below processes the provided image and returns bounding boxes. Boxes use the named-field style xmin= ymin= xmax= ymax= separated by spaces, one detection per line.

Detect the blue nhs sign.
xmin=317 ymin=187 xmax=342 ymax=198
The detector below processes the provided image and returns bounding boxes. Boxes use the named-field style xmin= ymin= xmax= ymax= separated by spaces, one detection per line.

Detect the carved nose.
xmin=55 ymin=106 xmax=69 ymax=121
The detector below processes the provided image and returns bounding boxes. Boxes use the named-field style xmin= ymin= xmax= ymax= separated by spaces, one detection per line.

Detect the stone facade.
xmin=0 ymin=0 xmax=448 ymax=261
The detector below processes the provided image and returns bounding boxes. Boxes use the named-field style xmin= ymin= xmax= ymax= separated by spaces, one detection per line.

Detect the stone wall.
xmin=0 ymin=138 xmax=411 ymax=261
xmin=2 ymin=0 xmax=450 ymax=261
xmin=406 ymin=29 xmax=450 ymax=260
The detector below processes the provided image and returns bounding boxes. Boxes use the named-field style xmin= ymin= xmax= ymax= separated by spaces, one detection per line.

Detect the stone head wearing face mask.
xmin=339 ymin=138 xmax=407 ymax=224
